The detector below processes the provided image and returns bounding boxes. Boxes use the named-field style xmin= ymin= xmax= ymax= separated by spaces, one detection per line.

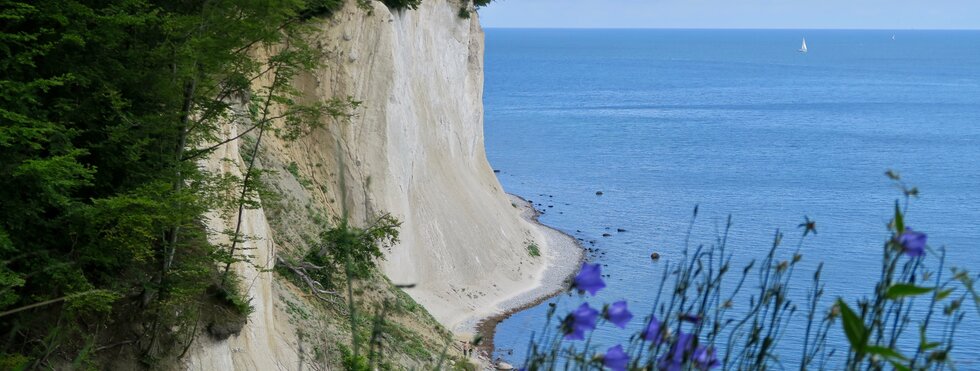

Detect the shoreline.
xmin=473 ymin=194 xmax=585 ymax=357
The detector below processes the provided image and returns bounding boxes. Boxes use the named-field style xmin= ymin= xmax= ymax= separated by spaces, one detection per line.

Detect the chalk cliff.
xmin=184 ymin=1 xmax=577 ymax=368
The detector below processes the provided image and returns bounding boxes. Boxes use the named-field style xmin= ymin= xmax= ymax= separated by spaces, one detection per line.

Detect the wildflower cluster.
xmin=551 ymin=263 xmax=720 ymax=371
xmin=515 ymin=174 xmax=978 ymax=370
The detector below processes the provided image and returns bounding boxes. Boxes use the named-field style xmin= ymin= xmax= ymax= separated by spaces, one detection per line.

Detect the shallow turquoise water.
xmin=484 ymin=29 xmax=980 ymax=367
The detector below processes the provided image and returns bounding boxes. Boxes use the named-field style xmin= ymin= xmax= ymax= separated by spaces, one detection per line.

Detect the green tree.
xmin=0 ymin=0 xmax=344 ymax=366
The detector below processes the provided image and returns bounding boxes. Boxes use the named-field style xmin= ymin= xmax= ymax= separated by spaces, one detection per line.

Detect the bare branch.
xmin=275 ymin=256 xmax=343 ymax=306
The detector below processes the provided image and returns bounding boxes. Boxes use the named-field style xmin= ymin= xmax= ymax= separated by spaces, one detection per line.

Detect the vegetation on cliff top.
xmin=0 ymin=0 xmax=344 ymax=367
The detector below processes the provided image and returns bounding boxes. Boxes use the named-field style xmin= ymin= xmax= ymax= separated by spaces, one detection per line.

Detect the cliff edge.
xmin=184 ymin=0 xmax=578 ymax=369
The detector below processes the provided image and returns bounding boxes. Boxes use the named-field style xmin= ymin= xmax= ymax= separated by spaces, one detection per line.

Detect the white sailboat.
xmin=799 ymin=37 xmax=808 ymax=53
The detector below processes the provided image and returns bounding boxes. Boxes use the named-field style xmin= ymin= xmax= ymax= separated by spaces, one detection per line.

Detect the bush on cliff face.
xmin=300 ymin=0 xmax=347 ymax=19
xmin=306 ymin=214 xmax=401 ymax=284
xmin=382 ymin=0 xmax=423 ymax=10
xmin=458 ymin=0 xmax=495 ymax=19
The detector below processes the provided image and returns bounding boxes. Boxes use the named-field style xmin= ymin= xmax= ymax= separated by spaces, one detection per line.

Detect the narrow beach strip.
xmin=472 ymin=194 xmax=585 ymax=354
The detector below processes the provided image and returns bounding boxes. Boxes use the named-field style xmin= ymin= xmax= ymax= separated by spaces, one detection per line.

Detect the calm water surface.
xmin=484 ymin=29 xmax=980 ymax=367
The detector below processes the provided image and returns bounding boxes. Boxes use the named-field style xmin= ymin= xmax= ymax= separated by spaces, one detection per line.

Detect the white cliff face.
xmin=284 ymin=0 xmax=552 ymax=333
xmin=186 ymin=121 xmax=302 ymax=371
xmin=186 ymin=0 xmax=560 ymax=368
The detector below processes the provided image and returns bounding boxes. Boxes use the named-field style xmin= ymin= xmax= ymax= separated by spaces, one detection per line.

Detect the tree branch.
xmin=0 ymin=290 xmax=105 ymax=318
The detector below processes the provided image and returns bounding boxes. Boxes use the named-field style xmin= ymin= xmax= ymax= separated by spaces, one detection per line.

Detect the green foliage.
xmin=0 ymin=353 xmax=29 ymax=370
xmin=459 ymin=0 xmax=495 ymax=17
xmin=0 ymin=0 xmax=330 ymax=364
xmin=300 ymin=0 xmax=347 ymax=19
xmin=208 ymin=283 xmax=254 ymax=319
xmin=285 ymin=161 xmax=315 ymax=189
xmin=287 ymin=161 xmax=302 ymax=178
xmin=951 ymin=267 xmax=980 ymax=312
xmin=391 ymin=287 xmax=420 ymax=314
xmin=382 ymin=0 xmax=422 ymax=11
xmin=526 ymin=243 xmax=541 ymax=257
xmin=520 ymin=176 xmax=976 ymax=370
xmin=866 ymin=345 xmax=907 ymax=362
xmin=837 ymin=298 xmax=867 ymax=354
xmin=310 ymin=215 xmax=401 ymax=281
xmin=885 ymin=283 xmax=934 ymax=300
xmin=383 ymin=321 xmax=431 ymax=360
xmin=340 ymin=343 xmax=371 ymax=371
xmin=201 ymin=280 xmax=253 ymax=341
xmin=356 ymin=0 xmax=375 ymax=12
xmin=451 ymin=358 xmax=478 ymax=371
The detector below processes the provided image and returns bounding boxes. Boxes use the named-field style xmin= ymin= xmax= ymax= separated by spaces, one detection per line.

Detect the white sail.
xmin=799 ymin=37 xmax=808 ymax=53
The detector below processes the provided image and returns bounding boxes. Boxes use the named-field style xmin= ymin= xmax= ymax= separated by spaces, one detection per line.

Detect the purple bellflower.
xmin=899 ymin=229 xmax=927 ymax=257
xmin=604 ymin=300 xmax=633 ymax=328
xmin=573 ymin=262 xmax=606 ymax=295
xmin=642 ymin=316 xmax=665 ymax=345
xmin=603 ymin=344 xmax=629 ymax=371
xmin=657 ymin=331 xmax=695 ymax=371
xmin=692 ymin=346 xmax=721 ymax=370
xmin=562 ymin=302 xmax=599 ymax=340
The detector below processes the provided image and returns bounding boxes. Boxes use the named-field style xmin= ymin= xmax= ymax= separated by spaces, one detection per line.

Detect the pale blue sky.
xmin=479 ymin=0 xmax=980 ymax=29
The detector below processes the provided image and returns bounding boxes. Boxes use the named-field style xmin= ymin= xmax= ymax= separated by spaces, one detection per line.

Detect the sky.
xmin=478 ymin=0 xmax=980 ymax=30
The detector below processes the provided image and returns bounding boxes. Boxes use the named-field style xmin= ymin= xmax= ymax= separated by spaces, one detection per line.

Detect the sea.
xmin=483 ymin=29 xmax=980 ymax=368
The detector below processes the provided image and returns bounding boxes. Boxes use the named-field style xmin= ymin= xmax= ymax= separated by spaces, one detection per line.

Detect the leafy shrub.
xmin=451 ymin=358 xmax=478 ymax=371
xmin=309 ymin=214 xmax=401 ymax=281
xmin=287 ymin=162 xmax=301 ymax=178
xmin=527 ymin=243 xmax=541 ymax=257
xmin=340 ymin=344 xmax=371 ymax=371
xmin=207 ymin=283 xmax=254 ymax=319
xmin=0 ymin=354 xmax=29 ymax=370
xmin=460 ymin=0 xmax=494 ymax=17
xmin=382 ymin=0 xmax=422 ymax=10
xmin=300 ymin=0 xmax=346 ymax=19
xmin=200 ymin=275 xmax=254 ymax=340
xmin=356 ymin=0 xmax=373 ymax=11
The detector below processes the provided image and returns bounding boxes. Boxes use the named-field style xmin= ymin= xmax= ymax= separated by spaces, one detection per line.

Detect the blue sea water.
xmin=483 ymin=29 xmax=980 ymax=367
